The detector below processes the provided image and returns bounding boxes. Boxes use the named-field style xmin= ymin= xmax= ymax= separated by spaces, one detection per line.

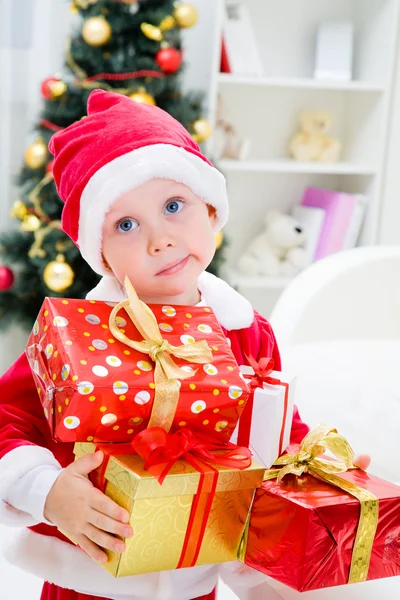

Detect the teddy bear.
xmin=213 ymin=95 xmax=250 ymax=161
xmin=237 ymin=210 xmax=309 ymax=278
xmin=289 ymin=110 xmax=341 ymax=162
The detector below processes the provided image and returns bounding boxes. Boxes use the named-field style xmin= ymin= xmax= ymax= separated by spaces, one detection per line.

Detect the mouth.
xmin=156 ymin=256 xmax=190 ymax=277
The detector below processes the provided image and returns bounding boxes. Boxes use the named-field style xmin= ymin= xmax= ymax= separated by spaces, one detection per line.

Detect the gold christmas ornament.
xmin=141 ymin=15 xmax=176 ymax=41
xmin=49 ymin=79 xmax=67 ymax=99
xmin=41 ymin=77 xmax=67 ymax=100
xmin=173 ymin=3 xmax=198 ymax=28
xmin=21 ymin=214 xmax=41 ymax=232
xmin=82 ymin=16 xmax=112 ymax=47
xmin=10 ymin=200 xmax=29 ymax=220
xmin=215 ymin=230 xmax=224 ymax=250
xmin=75 ymin=0 xmax=98 ymax=8
xmin=24 ymin=138 xmax=48 ymax=169
xmin=43 ymin=254 xmax=75 ymax=292
xmin=141 ymin=23 xmax=163 ymax=42
xmin=191 ymin=118 xmax=212 ymax=143
xmin=129 ymin=89 xmax=156 ymax=106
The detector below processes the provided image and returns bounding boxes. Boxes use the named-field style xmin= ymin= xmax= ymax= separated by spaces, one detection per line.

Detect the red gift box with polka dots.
xmin=25 ymin=297 xmax=249 ymax=443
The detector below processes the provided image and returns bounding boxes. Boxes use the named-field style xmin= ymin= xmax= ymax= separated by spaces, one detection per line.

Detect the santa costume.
xmin=0 ymin=90 xmax=309 ymax=600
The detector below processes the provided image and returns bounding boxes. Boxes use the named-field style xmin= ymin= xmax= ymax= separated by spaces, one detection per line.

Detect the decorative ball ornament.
xmin=141 ymin=23 xmax=163 ymax=42
xmin=141 ymin=16 xmax=176 ymax=41
xmin=128 ymin=1 xmax=140 ymax=14
xmin=43 ymin=254 xmax=75 ymax=292
xmin=156 ymin=47 xmax=183 ymax=73
xmin=21 ymin=214 xmax=41 ymax=232
xmin=10 ymin=200 xmax=29 ymax=220
xmin=76 ymin=0 xmax=99 ymax=8
xmin=82 ymin=16 xmax=112 ymax=47
xmin=191 ymin=118 xmax=212 ymax=143
xmin=129 ymin=89 xmax=156 ymax=106
xmin=173 ymin=3 xmax=198 ymax=28
xmin=215 ymin=230 xmax=224 ymax=250
xmin=24 ymin=138 xmax=48 ymax=169
xmin=0 ymin=266 xmax=15 ymax=291
xmin=41 ymin=77 xmax=67 ymax=100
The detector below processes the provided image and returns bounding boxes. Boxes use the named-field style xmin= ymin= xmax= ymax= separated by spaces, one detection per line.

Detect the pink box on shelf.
xmin=301 ymin=187 xmax=367 ymax=261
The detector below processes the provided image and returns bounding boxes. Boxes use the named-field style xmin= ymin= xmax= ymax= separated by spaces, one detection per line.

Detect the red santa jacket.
xmin=0 ymin=272 xmax=309 ymax=599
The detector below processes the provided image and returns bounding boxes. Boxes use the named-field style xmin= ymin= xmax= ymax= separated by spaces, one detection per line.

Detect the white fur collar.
xmin=86 ymin=271 xmax=254 ymax=331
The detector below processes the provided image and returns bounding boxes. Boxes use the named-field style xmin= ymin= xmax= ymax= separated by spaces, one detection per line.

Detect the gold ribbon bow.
xmin=141 ymin=16 xmax=176 ymax=42
xmin=109 ymin=277 xmax=213 ymax=432
xmin=264 ymin=424 xmax=379 ymax=584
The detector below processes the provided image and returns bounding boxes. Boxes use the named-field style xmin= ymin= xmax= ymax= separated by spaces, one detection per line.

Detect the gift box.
xmin=73 ymin=437 xmax=265 ymax=577
xmin=240 ymin=424 xmax=400 ymax=591
xmin=230 ymin=359 xmax=295 ymax=468
xmin=26 ymin=279 xmax=249 ymax=443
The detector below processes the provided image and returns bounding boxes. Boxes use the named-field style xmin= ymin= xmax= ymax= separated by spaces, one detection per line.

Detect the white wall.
xmin=181 ymin=0 xmax=218 ymax=95
xmin=379 ymin=27 xmax=400 ymax=245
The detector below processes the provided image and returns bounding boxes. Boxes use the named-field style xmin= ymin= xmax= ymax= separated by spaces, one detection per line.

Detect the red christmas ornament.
xmin=41 ymin=77 xmax=67 ymax=100
xmin=46 ymin=160 xmax=54 ymax=174
xmin=156 ymin=47 xmax=183 ymax=74
xmin=0 ymin=266 xmax=15 ymax=291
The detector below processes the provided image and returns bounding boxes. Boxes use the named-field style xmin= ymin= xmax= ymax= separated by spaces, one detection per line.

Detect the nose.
xmin=295 ymin=226 xmax=303 ymax=234
xmin=148 ymin=232 xmax=176 ymax=256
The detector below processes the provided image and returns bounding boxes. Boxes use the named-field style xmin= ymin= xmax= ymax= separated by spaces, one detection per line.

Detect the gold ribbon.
xmin=263 ymin=424 xmax=379 ymax=584
xmin=141 ymin=16 xmax=176 ymax=41
xmin=109 ymin=277 xmax=213 ymax=432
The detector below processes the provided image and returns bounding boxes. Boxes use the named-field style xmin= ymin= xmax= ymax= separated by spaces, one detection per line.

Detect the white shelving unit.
xmin=218 ymin=159 xmax=377 ymax=175
xmin=205 ymin=0 xmax=400 ymax=316
xmin=218 ymin=72 xmax=386 ymax=93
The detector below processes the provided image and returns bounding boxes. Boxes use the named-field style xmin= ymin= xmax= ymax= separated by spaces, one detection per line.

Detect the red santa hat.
xmin=49 ymin=89 xmax=228 ymax=276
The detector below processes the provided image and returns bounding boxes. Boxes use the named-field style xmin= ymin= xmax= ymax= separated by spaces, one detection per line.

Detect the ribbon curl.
xmin=109 ymin=277 xmax=213 ymax=432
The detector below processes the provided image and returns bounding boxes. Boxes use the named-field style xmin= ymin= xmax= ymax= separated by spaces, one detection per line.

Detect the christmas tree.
xmin=0 ymin=0 xmax=225 ymax=331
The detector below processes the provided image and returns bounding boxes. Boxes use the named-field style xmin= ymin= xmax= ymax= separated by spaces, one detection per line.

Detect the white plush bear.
xmin=237 ymin=210 xmax=309 ymax=278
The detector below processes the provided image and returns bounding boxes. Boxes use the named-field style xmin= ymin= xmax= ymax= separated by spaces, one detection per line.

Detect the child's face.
xmin=102 ymin=179 xmax=218 ymax=304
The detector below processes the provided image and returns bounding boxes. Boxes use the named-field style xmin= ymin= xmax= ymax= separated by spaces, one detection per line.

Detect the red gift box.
xmin=26 ymin=284 xmax=249 ymax=444
xmin=242 ymin=425 xmax=400 ymax=591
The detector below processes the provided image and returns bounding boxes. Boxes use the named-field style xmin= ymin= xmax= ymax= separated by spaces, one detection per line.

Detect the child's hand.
xmin=44 ymin=451 xmax=133 ymax=564
xmin=353 ymin=454 xmax=371 ymax=471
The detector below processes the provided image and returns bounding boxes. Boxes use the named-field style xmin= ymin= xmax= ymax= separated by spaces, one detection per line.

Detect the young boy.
xmin=0 ymin=90 xmax=364 ymax=600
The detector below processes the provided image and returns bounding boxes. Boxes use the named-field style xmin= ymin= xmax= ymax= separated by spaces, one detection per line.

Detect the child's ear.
xmin=207 ymin=204 xmax=218 ymax=227
xmin=101 ymin=252 xmax=111 ymax=271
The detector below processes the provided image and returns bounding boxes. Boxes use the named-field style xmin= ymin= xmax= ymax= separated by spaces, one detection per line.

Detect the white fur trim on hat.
xmin=78 ymin=144 xmax=228 ymax=276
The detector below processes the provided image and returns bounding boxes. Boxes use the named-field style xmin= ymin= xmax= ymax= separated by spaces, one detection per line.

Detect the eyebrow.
xmin=106 ymin=183 xmax=190 ymax=219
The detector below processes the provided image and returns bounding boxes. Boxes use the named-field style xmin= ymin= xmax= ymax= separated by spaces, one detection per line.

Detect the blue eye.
xmin=165 ymin=199 xmax=184 ymax=215
xmin=116 ymin=218 xmax=138 ymax=233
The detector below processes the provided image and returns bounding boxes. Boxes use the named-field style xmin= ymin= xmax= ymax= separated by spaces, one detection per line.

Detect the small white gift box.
xmin=231 ymin=365 xmax=296 ymax=468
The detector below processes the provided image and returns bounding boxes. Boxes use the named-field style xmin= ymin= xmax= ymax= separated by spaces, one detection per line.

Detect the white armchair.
xmin=261 ymin=245 xmax=400 ymax=599
xmin=270 ymin=245 xmax=400 ymax=482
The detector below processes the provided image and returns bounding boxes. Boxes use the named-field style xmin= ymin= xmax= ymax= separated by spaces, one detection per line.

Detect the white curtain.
xmin=0 ymin=0 xmax=71 ymax=230
xmin=0 ymin=0 xmax=71 ymax=373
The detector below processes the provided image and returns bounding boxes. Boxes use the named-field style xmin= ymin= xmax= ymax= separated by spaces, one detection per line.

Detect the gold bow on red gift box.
xmin=263 ymin=424 xmax=379 ymax=584
xmin=109 ymin=277 xmax=213 ymax=433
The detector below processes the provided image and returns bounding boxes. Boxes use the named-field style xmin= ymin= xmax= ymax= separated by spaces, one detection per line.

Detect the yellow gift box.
xmin=74 ymin=441 xmax=265 ymax=577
